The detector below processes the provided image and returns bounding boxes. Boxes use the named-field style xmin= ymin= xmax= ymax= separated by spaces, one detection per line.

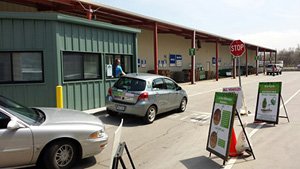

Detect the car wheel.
xmin=178 ymin=97 xmax=187 ymax=112
xmin=43 ymin=140 xmax=78 ymax=169
xmin=144 ymin=105 xmax=157 ymax=124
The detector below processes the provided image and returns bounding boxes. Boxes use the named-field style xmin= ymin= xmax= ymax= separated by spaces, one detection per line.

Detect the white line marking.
xmin=168 ymin=114 xmax=180 ymax=119
xmin=180 ymin=116 xmax=189 ymax=121
xmin=196 ymin=115 xmax=208 ymax=119
xmin=191 ymin=113 xmax=200 ymax=116
xmin=189 ymin=111 xmax=211 ymax=115
xmin=189 ymin=88 xmax=222 ymax=97
xmin=224 ymin=88 xmax=300 ymax=169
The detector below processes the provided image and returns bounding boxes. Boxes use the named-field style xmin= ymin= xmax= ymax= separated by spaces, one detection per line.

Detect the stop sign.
xmin=230 ymin=40 xmax=245 ymax=57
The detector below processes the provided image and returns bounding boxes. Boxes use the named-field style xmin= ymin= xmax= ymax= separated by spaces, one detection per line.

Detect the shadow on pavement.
xmin=22 ymin=157 xmax=97 ymax=169
xmin=72 ymin=156 xmax=97 ymax=169
xmin=94 ymin=110 xmax=179 ymax=127
xmin=180 ymin=156 xmax=222 ymax=169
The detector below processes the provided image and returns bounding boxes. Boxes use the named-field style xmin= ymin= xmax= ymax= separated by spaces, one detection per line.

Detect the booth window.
xmin=63 ymin=52 xmax=101 ymax=81
xmin=105 ymin=54 xmax=133 ymax=78
xmin=0 ymin=52 xmax=43 ymax=83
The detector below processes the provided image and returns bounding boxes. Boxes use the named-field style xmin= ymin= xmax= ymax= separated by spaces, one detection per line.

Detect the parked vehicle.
xmin=266 ymin=64 xmax=282 ymax=75
xmin=106 ymin=73 xmax=188 ymax=123
xmin=0 ymin=95 xmax=108 ymax=169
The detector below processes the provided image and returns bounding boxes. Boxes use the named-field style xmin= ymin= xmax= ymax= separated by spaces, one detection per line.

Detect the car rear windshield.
xmin=114 ymin=77 xmax=146 ymax=91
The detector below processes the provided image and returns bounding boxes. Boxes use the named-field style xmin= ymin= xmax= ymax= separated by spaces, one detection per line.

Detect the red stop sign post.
xmin=230 ymin=40 xmax=245 ymax=87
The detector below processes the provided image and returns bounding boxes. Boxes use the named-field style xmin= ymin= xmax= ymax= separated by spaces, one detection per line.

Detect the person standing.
xmin=114 ymin=58 xmax=126 ymax=78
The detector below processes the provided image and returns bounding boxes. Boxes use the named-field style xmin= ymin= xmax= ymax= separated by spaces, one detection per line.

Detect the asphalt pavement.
xmin=26 ymin=71 xmax=300 ymax=169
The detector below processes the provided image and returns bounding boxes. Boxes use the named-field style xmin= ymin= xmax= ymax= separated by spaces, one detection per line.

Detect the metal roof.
xmin=2 ymin=0 xmax=276 ymax=52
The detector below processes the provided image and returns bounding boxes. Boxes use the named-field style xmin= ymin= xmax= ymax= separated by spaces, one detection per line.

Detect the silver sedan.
xmin=106 ymin=73 xmax=188 ymax=124
xmin=0 ymin=95 xmax=108 ymax=169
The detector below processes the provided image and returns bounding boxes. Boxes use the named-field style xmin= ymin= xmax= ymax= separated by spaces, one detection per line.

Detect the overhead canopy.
xmin=3 ymin=0 xmax=276 ymax=52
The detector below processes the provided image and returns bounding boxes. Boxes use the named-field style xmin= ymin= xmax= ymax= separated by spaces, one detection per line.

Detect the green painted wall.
xmin=0 ymin=18 xmax=57 ymax=106
xmin=0 ymin=12 xmax=139 ymax=110
xmin=57 ymin=21 xmax=138 ymax=110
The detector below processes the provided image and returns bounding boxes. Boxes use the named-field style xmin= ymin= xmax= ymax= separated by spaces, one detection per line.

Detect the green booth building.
xmin=0 ymin=12 xmax=140 ymax=110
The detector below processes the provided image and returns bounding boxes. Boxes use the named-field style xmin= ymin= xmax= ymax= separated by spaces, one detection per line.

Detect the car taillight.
xmin=138 ymin=92 xmax=148 ymax=101
xmin=108 ymin=88 xmax=112 ymax=96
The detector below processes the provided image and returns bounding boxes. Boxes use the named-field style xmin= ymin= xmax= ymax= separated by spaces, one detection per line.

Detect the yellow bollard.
xmin=56 ymin=86 xmax=63 ymax=108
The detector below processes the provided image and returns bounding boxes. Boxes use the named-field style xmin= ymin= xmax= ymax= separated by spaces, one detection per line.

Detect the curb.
xmin=83 ymin=107 xmax=107 ymax=115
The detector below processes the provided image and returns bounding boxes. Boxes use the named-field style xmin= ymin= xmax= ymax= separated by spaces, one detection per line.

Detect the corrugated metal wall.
xmin=57 ymin=22 xmax=137 ymax=110
xmin=0 ymin=18 xmax=58 ymax=106
xmin=0 ymin=12 xmax=138 ymax=110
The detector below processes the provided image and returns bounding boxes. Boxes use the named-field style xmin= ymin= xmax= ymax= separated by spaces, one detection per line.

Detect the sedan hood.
xmin=36 ymin=107 xmax=104 ymax=126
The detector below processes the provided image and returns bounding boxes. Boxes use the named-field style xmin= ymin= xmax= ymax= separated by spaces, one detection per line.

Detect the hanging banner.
xmin=254 ymin=82 xmax=282 ymax=124
xmin=206 ymin=92 xmax=237 ymax=160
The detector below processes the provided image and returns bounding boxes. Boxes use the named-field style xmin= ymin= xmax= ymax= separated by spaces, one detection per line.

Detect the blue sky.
xmin=94 ymin=0 xmax=300 ymax=50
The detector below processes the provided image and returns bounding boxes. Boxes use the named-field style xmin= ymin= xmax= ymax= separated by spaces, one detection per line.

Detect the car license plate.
xmin=116 ymin=105 xmax=126 ymax=111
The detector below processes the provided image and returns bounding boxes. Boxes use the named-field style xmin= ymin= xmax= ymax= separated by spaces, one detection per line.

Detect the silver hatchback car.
xmin=0 ymin=95 xmax=108 ymax=169
xmin=106 ymin=73 xmax=188 ymax=123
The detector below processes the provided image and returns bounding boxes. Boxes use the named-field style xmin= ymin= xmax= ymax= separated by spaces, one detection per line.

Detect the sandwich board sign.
xmin=206 ymin=92 xmax=237 ymax=160
xmin=254 ymin=82 xmax=282 ymax=124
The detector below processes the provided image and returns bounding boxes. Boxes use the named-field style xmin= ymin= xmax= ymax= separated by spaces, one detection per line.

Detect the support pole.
xmin=153 ymin=22 xmax=158 ymax=74
xmin=87 ymin=5 xmax=92 ymax=20
xmin=216 ymin=40 xmax=219 ymax=81
xmin=154 ymin=22 xmax=158 ymax=74
xmin=275 ymin=51 xmax=277 ymax=64
xmin=56 ymin=86 xmax=63 ymax=108
xmin=263 ymin=50 xmax=266 ymax=74
xmin=256 ymin=47 xmax=258 ymax=76
xmin=245 ymin=46 xmax=248 ymax=77
xmin=233 ymin=57 xmax=236 ymax=79
xmin=191 ymin=31 xmax=196 ymax=84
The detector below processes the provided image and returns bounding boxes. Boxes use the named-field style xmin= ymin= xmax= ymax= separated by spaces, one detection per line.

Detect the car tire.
xmin=107 ymin=109 xmax=117 ymax=116
xmin=178 ymin=97 xmax=187 ymax=112
xmin=144 ymin=105 xmax=157 ymax=124
xmin=43 ymin=140 xmax=78 ymax=169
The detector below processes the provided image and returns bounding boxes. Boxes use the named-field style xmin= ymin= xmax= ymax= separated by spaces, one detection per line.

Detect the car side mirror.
xmin=7 ymin=120 xmax=22 ymax=130
xmin=177 ymin=86 xmax=182 ymax=91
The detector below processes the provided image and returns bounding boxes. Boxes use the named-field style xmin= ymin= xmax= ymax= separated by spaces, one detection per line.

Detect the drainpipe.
xmin=154 ymin=22 xmax=158 ymax=74
xmin=191 ymin=31 xmax=196 ymax=84
xmin=215 ymin=40 xmax=219 ymax=81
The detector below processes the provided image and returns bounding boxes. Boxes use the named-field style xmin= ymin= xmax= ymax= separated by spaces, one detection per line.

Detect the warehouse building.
xmin=0 ymin=0 xmax=276 ymax=110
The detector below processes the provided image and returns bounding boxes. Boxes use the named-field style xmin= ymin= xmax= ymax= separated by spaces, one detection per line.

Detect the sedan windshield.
xmin=0 ymin=96 xmax=43 ymax=125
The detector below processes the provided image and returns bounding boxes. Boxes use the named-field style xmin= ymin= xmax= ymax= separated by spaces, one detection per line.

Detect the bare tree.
xmin=277 ymin=45 xmax=300 ymax=66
